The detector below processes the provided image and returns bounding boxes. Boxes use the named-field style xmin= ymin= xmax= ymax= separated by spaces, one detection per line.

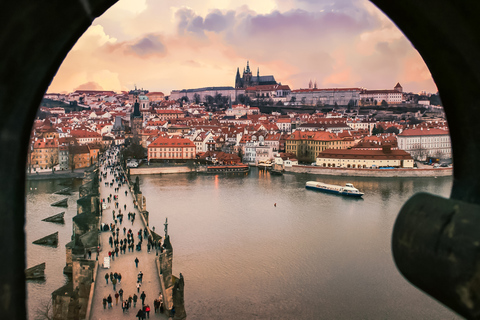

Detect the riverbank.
xmin=285 ymin=165 xmax=453 ymax=177
xmin=130 ymin=163 xmax=453 ymax=177
xmin=26 ymin=168 xmax=87 ymax=180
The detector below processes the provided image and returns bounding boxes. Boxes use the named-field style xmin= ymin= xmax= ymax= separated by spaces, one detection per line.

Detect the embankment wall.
xmin=286 ymin=165 xmax=452 ymax=177
xmin=130 ymin=167 xmax=193 ymax=175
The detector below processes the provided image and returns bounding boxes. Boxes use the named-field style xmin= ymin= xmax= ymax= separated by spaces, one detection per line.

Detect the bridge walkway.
xmin=89 ymin=150 xmax=169 ymax=319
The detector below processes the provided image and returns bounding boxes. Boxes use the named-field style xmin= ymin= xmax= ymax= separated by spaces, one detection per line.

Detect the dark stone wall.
xmin=0 ymin=1 xmax=116 ymax=318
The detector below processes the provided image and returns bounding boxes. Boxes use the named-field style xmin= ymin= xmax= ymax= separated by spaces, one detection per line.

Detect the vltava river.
xmin=140 ymin=169 xmax=458 ymax=319
xmin=26 ymin=170 xmax=459 ymax=319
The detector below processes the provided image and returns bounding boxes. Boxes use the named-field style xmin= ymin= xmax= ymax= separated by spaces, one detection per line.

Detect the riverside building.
xmin=397 ymin=127 xmax=451 ymax=161
xmin=316 ymin=145 xmax=414 ymax=168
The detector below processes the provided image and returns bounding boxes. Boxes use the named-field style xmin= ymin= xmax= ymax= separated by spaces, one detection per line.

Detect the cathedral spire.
xmin=235 ymin=67 xmax=242 ymax=89
xmin=257 ymin=67 xmax=259 ymax=78
xmin=246 ymin=60 xmax=251 ymax=73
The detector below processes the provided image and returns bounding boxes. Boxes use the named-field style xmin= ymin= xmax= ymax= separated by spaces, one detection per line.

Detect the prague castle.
xmin=235 ymin=61 xmax=277 ymax=89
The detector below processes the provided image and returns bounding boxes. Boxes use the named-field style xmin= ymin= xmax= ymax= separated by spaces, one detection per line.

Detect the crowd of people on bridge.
xmin=98 ymin=147 xmax=169 ymax=318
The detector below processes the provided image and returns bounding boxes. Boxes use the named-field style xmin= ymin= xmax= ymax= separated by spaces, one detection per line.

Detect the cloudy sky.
xmin=47 ymin=0 xmax=437 ymax=95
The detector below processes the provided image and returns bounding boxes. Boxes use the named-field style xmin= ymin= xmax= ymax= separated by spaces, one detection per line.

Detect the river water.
xmin=26 ymin=169 xmax=460 ymax=319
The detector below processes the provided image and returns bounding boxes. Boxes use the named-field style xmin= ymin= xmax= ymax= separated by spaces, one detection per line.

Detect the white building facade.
xmin=397 ymin=128 xmax=452 ymax=160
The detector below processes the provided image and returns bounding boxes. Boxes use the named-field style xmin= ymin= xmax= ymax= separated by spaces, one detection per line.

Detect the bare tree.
xmin=48 ymin=154 xmax=58 ymax=173
xmin=410 ymin=143 xmax=427 ymax=161
xmin=34 ymin=298 xmax=53 ymax=320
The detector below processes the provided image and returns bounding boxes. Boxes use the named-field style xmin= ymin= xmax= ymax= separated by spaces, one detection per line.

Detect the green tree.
xmin=385 ymin=126 xmax=399 ymax=134
xmin=122 ymin=143 xmax=146 ymax=160
xmin=237 ymin=147 xmax=244 ymax=162
xmin=347 ymin=99 xmax=355 ymax=112
xmin=193 ymin=93 xmax=200 ymax=104
xmin=381 ymin=100 xmax=388 ymax=107
xmin=205 ymin=95 xmax=214 ymax=105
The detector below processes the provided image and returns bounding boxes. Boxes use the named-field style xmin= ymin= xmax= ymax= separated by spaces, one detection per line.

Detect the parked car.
xmin=127 ymin=160 xmax=138 ymax=168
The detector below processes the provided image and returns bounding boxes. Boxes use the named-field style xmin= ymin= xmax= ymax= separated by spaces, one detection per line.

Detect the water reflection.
xmin=26 ymin=171 xmax=457 ymax=320
xmin=139 ymin=168 xmax=456 ymax=319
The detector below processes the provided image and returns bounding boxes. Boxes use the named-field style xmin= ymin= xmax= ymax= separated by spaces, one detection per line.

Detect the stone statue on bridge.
xmin=172 ymin=273 xmax=186 ymax=319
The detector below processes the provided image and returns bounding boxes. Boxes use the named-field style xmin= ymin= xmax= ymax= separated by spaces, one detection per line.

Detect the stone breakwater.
xmin=286 ymin=165 xmax=453 ymax=177
xmin=130 ymin=166 xmax=193 ymax=175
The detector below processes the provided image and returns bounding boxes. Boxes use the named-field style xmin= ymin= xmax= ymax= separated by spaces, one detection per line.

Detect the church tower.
xmin=235 ymin=67 xmax=243 ymax=89
xmin=243 ymin=61 xmax=252 ymax=87
xmin=130 ymin=93 xmax=143 ymax=143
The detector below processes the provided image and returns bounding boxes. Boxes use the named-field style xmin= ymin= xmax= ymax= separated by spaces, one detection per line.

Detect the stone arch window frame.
xmin=0 ymin=1 xmax=476 ymax=319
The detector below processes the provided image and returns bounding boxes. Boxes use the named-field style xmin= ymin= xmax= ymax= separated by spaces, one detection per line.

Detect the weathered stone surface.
xmin=33 ymin=232 xmax=58 ymax=247
xmin=42 ymin=212 xmax=65 ymax=224
xmin=172 ymin=273 xmax=187 ymax=320
xmin=393 ymin=193 xmax=480 ymax=319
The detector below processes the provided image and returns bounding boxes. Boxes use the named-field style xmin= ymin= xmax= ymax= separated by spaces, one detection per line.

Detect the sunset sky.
xmin=47 ymin=0 xmax=437 ymax=95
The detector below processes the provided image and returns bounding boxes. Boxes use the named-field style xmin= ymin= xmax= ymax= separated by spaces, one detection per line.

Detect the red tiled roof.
xmin=318 ymin=147 xmax=413 ymax=160
xmin=398 ymin=128 xmax=449 ymax=136
xmin=288 ymin=131 xmax=341 ymax=141
xmin=292 ymin=88 xmax=362 ymax=93
xmin=148 ymin=137 xmax=194 ymax=148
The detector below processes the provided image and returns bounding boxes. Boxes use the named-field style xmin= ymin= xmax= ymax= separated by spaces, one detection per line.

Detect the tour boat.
xmin=196 ymin=163 xmax=249 ymax=174
xmin=305 ymin=181 xmax=364 ymax=197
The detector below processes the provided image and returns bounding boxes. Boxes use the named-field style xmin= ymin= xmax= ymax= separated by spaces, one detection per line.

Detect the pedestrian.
xmin=118 ymin=273 xmax=122 ymax=284
xmin=122 ymin=300 xmax=127 ymax=313
xmin=119 ymin=288 xmax=124 ymax=301
xmin=128 ymin=295 xmax=133 ymax=308
xmin=112 ymin=278 xmax=117 ymax=291
xmin=105 ymin=273 xmax=109 ymax=284
xmin=140 ymin=291 xmax=146 ymax=305
xmin=144 ymin=304 xmax=151 ymax=318
xmin=154 ymin=299 xmax=159 ymax=313
xmin=135 ymin=257 xmax=139 ymax=268
xmin=88 ymin=250 xmax=92 ymax=259
xmin=115 ymin=291 xmax=119 ymax=305
xmin=136 ymin=281 xmax=141 ymax=293
xmin=107 ymin=294 xmax=113 ymax=308
xmin=136 ymin=309 xmax=144 ymax=320
xmin=133 ymin=293 xmax=138 ymax=307
xmin=103 ymin=297 xmax=107 ymax=309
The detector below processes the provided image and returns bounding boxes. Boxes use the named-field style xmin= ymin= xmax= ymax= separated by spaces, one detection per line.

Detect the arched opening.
xmin=3 ymin=0 xmax=478 ymax=319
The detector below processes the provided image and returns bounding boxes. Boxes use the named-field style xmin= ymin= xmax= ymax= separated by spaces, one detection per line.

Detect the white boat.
xmin=305 ymin=181 xmax=364 ymax=197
